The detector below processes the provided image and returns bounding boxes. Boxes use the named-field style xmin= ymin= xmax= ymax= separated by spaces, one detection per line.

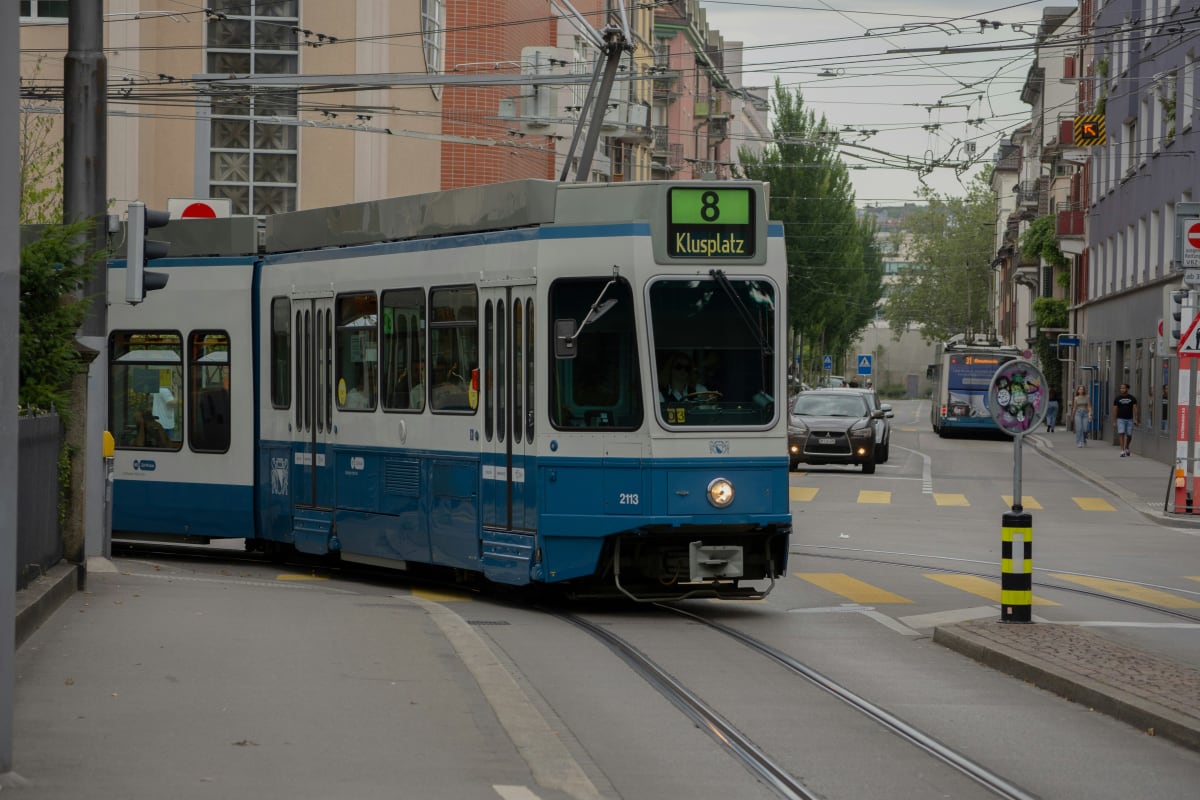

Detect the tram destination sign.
xmin=666 ymin=187 xmax=756 ymax=259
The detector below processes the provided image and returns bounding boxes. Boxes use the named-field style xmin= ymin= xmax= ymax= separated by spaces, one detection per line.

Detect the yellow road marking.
xmin=1001 ymin=495 xmax=1043 ymax=510
xmin=933 ymin=493 xmax=969 ymax=507
xmin=276 ymin=573 xmax=330 ymax=581
xmin=411 ymin=588 xmax=473 ymax=602
xmin=857 ymin=490 xmax=891 ymax=504
xmin=1048 ymin=574 xmax=1200 ymax=608
xmin=1072 ymin=496 xmax=1116 ymax=511
xmin=925 ymin=574 xmax=1059 ymax=605
xmin=790 ymin=486 xmax=819 ymax=502
xmin=1188 ymin=577 xmax=1200 ymax=583
xmin=795 ymin=573 xmax=913 ymax=604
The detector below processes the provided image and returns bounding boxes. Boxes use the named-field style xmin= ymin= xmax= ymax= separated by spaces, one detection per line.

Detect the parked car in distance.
xmin=788 ymin=389 xmax=885 ymax=473
xmin=818 ymin=375 xmax=848 ymax=388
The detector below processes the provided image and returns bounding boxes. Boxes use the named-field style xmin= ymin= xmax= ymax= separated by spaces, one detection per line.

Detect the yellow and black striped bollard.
xmin=1001 ymin=511 xmax=1032 ymax=623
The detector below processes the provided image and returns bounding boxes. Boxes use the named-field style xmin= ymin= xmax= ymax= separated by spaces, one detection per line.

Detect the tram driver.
xmin=658 ymin=351 xmax=708 ymax=402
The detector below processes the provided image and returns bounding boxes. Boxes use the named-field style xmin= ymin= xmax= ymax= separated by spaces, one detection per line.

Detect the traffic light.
xmin=1170 ymin=288 xmax=1192 ymax=350
xmin=126 ymin=200 xmax=170 ymax=304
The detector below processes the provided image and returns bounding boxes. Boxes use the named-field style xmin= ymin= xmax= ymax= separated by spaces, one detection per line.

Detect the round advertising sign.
xmin=987 ymin=359 xmax=1047 ymax=436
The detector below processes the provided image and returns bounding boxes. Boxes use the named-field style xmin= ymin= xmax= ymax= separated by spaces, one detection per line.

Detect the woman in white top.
xmin=1071 ymin=385 xmax=1091 ymax=447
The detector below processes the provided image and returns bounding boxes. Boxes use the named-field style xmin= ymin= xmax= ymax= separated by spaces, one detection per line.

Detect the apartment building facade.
xmin=1003 ymin=0 xmax=1200 ymax=464
xmin=20 ymin=1 xmax=744 ymax=217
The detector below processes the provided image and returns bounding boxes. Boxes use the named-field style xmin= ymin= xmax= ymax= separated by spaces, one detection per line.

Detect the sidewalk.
xmin=934 ymin=425 xmax=1200 ymax=754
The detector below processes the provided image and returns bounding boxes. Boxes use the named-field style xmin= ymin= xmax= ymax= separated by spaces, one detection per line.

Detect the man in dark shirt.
xmin=1112 ymin=383 xmax=1139 ymax=457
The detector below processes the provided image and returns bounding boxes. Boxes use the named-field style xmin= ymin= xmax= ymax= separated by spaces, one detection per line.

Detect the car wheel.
xmin=862 ymin=460 xmax=876 ymax=475
xmin=874 ymin=443 xmax=885 ymax=462
xmin=882 ymin=443 xmax=890 ymax=462
xmin=788 ymin=458 xmax=799 ymax=472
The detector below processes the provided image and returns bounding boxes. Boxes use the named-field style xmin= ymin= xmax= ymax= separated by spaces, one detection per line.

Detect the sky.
xmin=700 ymin=0 xmax=1065 ymax=206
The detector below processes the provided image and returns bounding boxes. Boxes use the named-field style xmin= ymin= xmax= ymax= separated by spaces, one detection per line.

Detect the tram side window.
xmin=549 ymin=278 xmax=643 ymax=430
xmin=270 ymin=297 xmax=290 ymax=408
xmin=430 ymin=286 xmax=478 ymax=413
xmin=336 ymin=292 xmax=378 ymax=411
xmin=188 ymin=331 xmax=231 ymax=453
xmin=109 ymin=331 xmax=184 ymax=451
xmin=381 ymin=288 xmax=426 ymax=412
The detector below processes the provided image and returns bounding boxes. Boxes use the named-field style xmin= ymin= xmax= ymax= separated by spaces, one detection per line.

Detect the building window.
xmin=1184 ymin=52 xmax=1196 ymax=133
xmin=1122 ymin=119 xmax=1136 ymax=178
xmin=421 ymin=0 xmax=445 ymax=80
xmin=207 ymin=1 xmax=300 ymax=215
xmin=20 ymin=1 xmax=68 ymax=19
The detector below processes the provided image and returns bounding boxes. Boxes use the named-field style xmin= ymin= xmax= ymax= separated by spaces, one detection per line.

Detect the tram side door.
xmin=292 ymin=292 xmax=336 ymax=511
xmin=481 ymin=285 xmax=536 ymax=533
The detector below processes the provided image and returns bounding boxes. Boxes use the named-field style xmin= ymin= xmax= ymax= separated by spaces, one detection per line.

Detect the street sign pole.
xmin=988 ymin=360 xmax=1047 ymax=624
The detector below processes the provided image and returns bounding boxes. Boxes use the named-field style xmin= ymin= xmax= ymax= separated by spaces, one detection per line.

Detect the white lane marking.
xmin=787 ymin=604 xmax=923 ymax=636
xmin=1067 ymin=621 xmax=1200 ymax=629
xmin=900 ymin=606 xmax=999 ymax=629
xmin=859 ymin=609 xmax=923 ymax=637
xmin=891 ymin=444 xmax=933 ymax=493
xmin=495 ymin=787 xmax=543 ymax=799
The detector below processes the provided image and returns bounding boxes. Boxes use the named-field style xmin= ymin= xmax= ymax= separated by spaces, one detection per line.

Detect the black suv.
xmin=788 ymin=390 xmax=886 ymax=473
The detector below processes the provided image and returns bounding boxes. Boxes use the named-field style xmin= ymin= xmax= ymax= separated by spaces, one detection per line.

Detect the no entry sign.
xmin=1184 ymin=219 xmax=1200 ymax=268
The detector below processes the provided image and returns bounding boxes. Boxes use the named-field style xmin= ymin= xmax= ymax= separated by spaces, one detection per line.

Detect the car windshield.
xmin=792 ymin=394 xmax=867 ymax=417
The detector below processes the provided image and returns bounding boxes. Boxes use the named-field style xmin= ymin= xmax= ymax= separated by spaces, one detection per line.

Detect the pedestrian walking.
xmin=1071 ymin=385 xmax=1091 ymax=447
xmin=1045 ymin=386 xmax=1060 ymax=433
xmin=1112 ymin=383 xmax=1139 ymax=457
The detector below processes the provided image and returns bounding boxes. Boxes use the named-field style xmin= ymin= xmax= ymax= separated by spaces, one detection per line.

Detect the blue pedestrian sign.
xmin=822 ymin=354 xmax=833 ymax=371
xmin=857 ymin=354 xmax=872 ymax=375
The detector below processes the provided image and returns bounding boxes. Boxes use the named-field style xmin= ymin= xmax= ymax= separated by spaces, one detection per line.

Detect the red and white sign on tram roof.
xmin=167 ymin=197 xmax=233 ymax=220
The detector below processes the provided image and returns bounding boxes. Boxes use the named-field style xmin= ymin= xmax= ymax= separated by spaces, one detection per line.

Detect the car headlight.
xmin=789 ymin=417 xmax=808 ymax=434
xmin=848 ymin=421 xmax=873 ymax=438
xmin=707 ymin=477 xmax=735 ymax=508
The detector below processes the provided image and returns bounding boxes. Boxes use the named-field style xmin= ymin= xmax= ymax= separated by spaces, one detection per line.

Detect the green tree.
xmin=1020 ymin=214 xmax=1069 ymax=278
xmin=737 ymin=79 xmax=883 ymax=376
xmin=19 ymin=220 xmax=98 ymax=415
xmin=20 ymin=59 xmax=64 ymax=225
xmin=1031 ymin=296 xmax=1068 ymax=400
xmin=883 ymin=168 xmax=996 ymax=343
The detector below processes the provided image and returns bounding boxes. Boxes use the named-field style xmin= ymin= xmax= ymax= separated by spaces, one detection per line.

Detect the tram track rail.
xmin=555 ymin=606 xmax=1040 ymax=800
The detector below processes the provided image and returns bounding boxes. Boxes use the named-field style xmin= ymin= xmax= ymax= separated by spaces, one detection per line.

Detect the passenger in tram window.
xmin=152 ymin=385 xmax=177 ymax=438
xmin=410 ymin=356 xmax=425 ymax=410
xmin=344 ymin=373 xmax=372 ymax=409
xmin=134 ymin=408 xmax=170 ymax=448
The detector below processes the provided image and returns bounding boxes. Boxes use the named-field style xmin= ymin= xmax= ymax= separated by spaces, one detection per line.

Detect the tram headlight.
xmin=707 ymin=477 xmax=735 ymax=508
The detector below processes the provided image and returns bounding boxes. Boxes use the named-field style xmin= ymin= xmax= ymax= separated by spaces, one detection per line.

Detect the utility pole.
xmin=64 ymin=0 xmax=109 ymax=564
xmin=2 ymin=0 xmax=21 ymax=783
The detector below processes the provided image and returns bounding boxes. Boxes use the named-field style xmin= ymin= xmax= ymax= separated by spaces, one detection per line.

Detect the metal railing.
xmin=16 ymin=412 xmax=63 ymax=589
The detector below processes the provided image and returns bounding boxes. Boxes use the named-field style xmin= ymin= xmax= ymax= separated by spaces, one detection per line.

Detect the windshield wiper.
xmin=709 ymin=269 xmax=772 ymax=356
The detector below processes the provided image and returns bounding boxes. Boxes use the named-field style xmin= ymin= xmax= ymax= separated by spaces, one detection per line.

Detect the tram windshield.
xmin=649 ymin=275 xmax=777 ymax=428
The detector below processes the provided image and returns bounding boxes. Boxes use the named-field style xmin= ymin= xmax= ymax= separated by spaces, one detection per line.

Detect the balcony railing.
xmin=1015 ymin=179 xmax=1041 ymax=207
xmin=653 ymin=125 xmax=669 ymax=153
xmin=1056 ymin=209 xmax=1085 ymax=237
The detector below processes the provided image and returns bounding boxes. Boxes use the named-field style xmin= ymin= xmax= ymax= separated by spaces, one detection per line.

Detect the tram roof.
xmin=120 ymin=179 xmax=770 ymax=260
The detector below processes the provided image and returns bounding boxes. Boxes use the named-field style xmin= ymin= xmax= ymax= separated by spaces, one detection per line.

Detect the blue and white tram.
xmin=107 ymin=180 xmax=792 ymax=600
